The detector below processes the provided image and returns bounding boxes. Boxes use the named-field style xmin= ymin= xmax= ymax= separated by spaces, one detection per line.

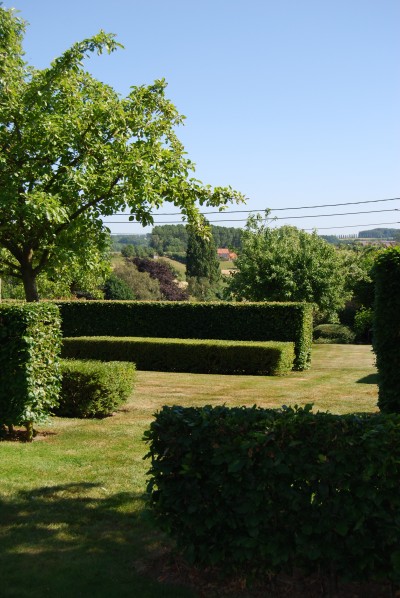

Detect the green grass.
xmin=0 ymin=344 xmax=378 ymax=597
xmin=219 ymin=260 xmax=237 ymax=271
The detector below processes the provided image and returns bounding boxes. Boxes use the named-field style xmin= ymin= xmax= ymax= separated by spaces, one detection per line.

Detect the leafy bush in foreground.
xmin=145 ymin=405 xmax=400 ymax=583
xmin=56 ymin=360 xmax=135 ymax=418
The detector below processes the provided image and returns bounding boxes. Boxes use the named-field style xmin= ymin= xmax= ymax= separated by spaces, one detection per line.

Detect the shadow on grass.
xmin=357 ymin=373 xmax=379 ymax=385
xmin=0 ymin=482 xmax=194 ymax=598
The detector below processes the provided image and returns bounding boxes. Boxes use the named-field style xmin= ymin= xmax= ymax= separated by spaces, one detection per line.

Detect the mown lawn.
xmin=0 ymin=345 xmax=378 ymax=597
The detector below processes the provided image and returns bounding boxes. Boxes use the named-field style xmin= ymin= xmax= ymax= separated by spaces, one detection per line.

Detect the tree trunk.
xmin=21 ymin=266 xmax=39 ymax=302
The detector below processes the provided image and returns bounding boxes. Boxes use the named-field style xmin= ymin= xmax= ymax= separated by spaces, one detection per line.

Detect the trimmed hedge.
xmin=144 ymin=404 xmax=400 ymax=583
xmin=0 ymin=303 xmax=61 ymax=437
xmin=373 ymin=247 xmax=400 ymax=412
xmin=56 ymin=301 xmax=313 ymax=370
xmin=56 ymin=360 xmax=136 ymax=418
xmin=61 ymin=337 xmax=295 ymax=376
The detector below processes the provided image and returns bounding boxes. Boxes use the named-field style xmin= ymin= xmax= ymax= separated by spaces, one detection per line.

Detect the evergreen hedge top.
xmin=56 ymin=301 xmax=313 ymax=370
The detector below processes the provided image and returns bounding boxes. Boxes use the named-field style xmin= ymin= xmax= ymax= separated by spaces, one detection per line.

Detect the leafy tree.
xmin=186 ymin=220 xmax=220 ymax=284
xmin=113 ymin=263 xmax=162 ymax=300
xmin=228 ymin=214 xmax=349 ymax=316
xmin=132 ymin=257 xmax=188 ymax=300
xmin=338 ymin=245 xmax=383 ymax=308
xmin=0 ymin=7 xmax=244 ymax=301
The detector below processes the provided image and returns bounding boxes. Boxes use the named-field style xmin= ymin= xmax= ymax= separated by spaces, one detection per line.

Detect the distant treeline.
xmin=358 ymin=228 xmax=400 ymax=239
xmin=112 ymin=226 xmax=399 ymax=253
xmin=112 ymin=225 xmax=243 ymax=255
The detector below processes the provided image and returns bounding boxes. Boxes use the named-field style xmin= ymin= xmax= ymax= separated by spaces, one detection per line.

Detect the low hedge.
xmin=61 ymin=337 xmax=295 ymax=376
xmin=144 ymin=405 xmax=400 ymax=583
xmin=55 ymin=360 xmax=136 ymax=418
xmin=56 ymin=301 xmax=313 ymax=370
xmin=0 ymin=303 xmax=61 ymax=439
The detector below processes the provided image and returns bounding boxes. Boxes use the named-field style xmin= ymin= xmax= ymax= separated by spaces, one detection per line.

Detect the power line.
xmin=110 ymin=196 xmax=400 ymax=217
xmin=103 ymin=207 xmax=399 ymax=225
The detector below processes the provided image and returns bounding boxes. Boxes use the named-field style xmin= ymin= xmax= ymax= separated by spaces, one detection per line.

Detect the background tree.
xmin=0 ymin=7 xmax=244 ymax=301
xmin=112 ymin=262 xmax=162 ymax=300
xmin=186 ymin=220 xmax=221 ymax=283
xmin=103 ymin=272 xmax=136 ymax=300
xmin=131 ymin=257 xmax=188 ymax=300
xmin=228 ymin=214 xmax=349 ymax=317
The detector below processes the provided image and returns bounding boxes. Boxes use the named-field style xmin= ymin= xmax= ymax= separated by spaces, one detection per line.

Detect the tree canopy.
xmin=228 ymin=214 xmax=349 ymax=316
xmin=186 ymin=220 xmax=220 ymax=283
xmin=0 ymin=7 xmax=244 ymax=300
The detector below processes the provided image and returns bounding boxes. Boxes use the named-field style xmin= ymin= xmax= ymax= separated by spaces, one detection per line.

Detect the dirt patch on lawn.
xmin=0 ymin=426 xmax=57 ymax=442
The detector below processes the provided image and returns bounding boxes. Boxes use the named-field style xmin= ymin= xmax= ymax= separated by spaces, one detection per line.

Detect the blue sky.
xmin=7 ymin=0 xmax=400 ymax=236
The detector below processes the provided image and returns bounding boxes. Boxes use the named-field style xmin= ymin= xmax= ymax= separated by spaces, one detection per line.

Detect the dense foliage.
xmin=228 ymin=215 xmax=349 ymax=318
xmin=149 ymin=224 xmax=242 ymax=255
xmin=103 ymin=273 xmax=136 ymax=300
xmin=0 ymin=303 xmax=61 ymax=439
xmin=111 ymin=263 xmax=162 ymax=300
xmin=0 ymin=7 xmax=244 ymax=301
xmin=186 ymin=220 xmax=220 ymax=283
xmin=120 ymin=244 xmax=153 ymax=259
xmin=56 ymin=360 xmax=135 ymax=418
xmin=373 ymin=247 xmax=400 ymax=412
xmin=56 ymin=300 xmax=313 ymax=370
xmin=145 ymin=404 xmax=400 ymax=583
xmin=131 ymin=258 xmax=188 ymax=300
xmin=61 ymin=337 xmax=294 ymax=375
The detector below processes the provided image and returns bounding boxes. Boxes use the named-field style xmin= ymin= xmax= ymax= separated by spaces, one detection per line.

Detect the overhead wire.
xmin=109 ymin=196 xmax=400 ymax=217
xmin=103 ymin=207 xmax=399 ymax=225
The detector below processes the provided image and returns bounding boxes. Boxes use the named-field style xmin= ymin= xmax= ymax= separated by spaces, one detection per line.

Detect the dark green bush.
xmin=144 ymin=404 xmax=400 ymax=583
xmin=313 ymin=323 xmax=355 ymax=344
xmin=56 ymin=301 xmax=313 ymax=370
xmin=56 ymin=360 xmax=136 ymax=418
xmin=0 ymin=303 xmax=61 ymax=438
xmin=103 ymin=273 xmax=136 ymax=300
xmin=373 ymin=247 xmax=400 ymax=412
xmin=61 ymin=337 xmax=295 ymax=376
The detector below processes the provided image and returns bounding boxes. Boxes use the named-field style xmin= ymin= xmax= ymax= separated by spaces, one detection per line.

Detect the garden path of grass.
xmin=0 ymin=345 xmax=378 ymax=597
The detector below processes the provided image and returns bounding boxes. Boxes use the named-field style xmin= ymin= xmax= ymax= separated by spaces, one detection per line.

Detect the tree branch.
xmin=54 ymin=174 xmax=122 ymax=235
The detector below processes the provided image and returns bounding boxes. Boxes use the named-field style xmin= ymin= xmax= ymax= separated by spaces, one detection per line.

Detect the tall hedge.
xmin=373 ymin=247 xmax=400 ymax=412
xmin=0 ymin=303 xmax=61 ymax=437
xmin=145 ymin=405 xmax=400 ymax=583
xmin=56 ymin=301 xmax=313 ymax=370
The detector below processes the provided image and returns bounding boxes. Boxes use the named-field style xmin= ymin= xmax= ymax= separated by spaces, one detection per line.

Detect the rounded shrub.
xmin=103 ymin=274 xmax=135 ymax=300
xmin=56 ymin=360 xmax=136 ymax=418
xmin=313 ymin=323 xmax=355 ymax=344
